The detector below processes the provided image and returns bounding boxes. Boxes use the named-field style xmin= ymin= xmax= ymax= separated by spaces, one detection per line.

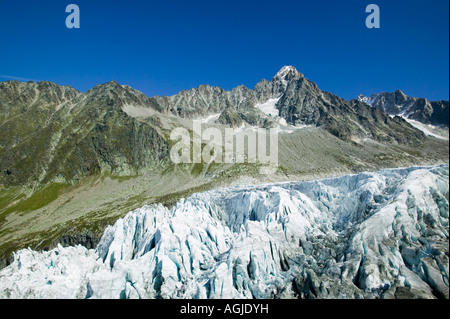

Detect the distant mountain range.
xmin=0 ymin=66 xmax=431 ymax=186
xmin=359 ymin=90 xmax=449 ymax=127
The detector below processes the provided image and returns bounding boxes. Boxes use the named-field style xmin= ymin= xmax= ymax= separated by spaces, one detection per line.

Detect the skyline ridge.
xmin=0 ymin=0 xmax=448 ymax=101
xmin=1 ymin=65 xmax=447 ymax=104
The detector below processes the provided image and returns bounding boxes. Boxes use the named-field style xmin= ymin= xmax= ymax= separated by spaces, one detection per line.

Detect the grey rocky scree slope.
xmin=359 ymin=89 xmax=449 ymax=127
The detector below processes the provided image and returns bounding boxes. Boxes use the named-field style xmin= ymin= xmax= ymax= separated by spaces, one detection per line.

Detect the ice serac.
xmin=0 ymin=165 xmax=448 ymax=299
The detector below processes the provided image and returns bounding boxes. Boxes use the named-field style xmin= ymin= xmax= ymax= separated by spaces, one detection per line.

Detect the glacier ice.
xmin=0 ymin=165 xmax=448 ymax=299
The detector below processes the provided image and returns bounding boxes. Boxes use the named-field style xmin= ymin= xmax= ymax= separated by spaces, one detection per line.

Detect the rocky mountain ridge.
xmin=359 ymin=90 xmax=449 ymax=127
xmin=1 ymin=66 xmax=432 ymax=187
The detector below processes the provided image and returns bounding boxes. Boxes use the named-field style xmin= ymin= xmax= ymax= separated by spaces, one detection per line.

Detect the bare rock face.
xmin=218 ymin=107 xmax=243 ymax=128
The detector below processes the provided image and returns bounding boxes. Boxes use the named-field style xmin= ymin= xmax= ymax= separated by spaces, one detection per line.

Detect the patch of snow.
xmin=359 ymin=95 xmax=373 ymax=106
xmin=254 ymin=97 xmax=312 ymax=133
xmin=200 ymin=113 xmax=221 ymax=124
xmin=121 ymin=104 xmax=157 ymax=118
xmin=275 ymin=66 xmax=298 ymax=83
xmin=405 ymin=118 xmax=449 ymax=140
xmin=255 ymin=98 xmax=280 ymax=117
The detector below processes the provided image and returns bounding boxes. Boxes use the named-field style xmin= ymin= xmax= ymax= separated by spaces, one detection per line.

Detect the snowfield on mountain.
xmin=0 ymin=165 xmax=448 ymax=299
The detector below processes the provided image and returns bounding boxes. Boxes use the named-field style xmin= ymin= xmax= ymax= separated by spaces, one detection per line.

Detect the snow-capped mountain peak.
xmin=273 ymin=66 xmax=302 ymax=85
xmin=276 ymin=65 xmax=299 ymax=77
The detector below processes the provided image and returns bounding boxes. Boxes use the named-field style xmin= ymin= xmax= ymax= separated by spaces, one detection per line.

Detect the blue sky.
xmin=0 ymin=0 xmax=448 ymax=101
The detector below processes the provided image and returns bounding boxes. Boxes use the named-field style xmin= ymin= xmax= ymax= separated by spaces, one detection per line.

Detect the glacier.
xmin=0 ymin=165 xmax=448 ymax=299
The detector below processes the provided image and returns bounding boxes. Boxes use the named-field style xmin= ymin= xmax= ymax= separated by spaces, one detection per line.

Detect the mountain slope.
xmin=0 ymin=80 xmax=170 ymax=187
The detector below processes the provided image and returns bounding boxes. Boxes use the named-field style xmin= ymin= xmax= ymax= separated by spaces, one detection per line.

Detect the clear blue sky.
xmin=0 ymin=0 xmax=448 ymax=101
